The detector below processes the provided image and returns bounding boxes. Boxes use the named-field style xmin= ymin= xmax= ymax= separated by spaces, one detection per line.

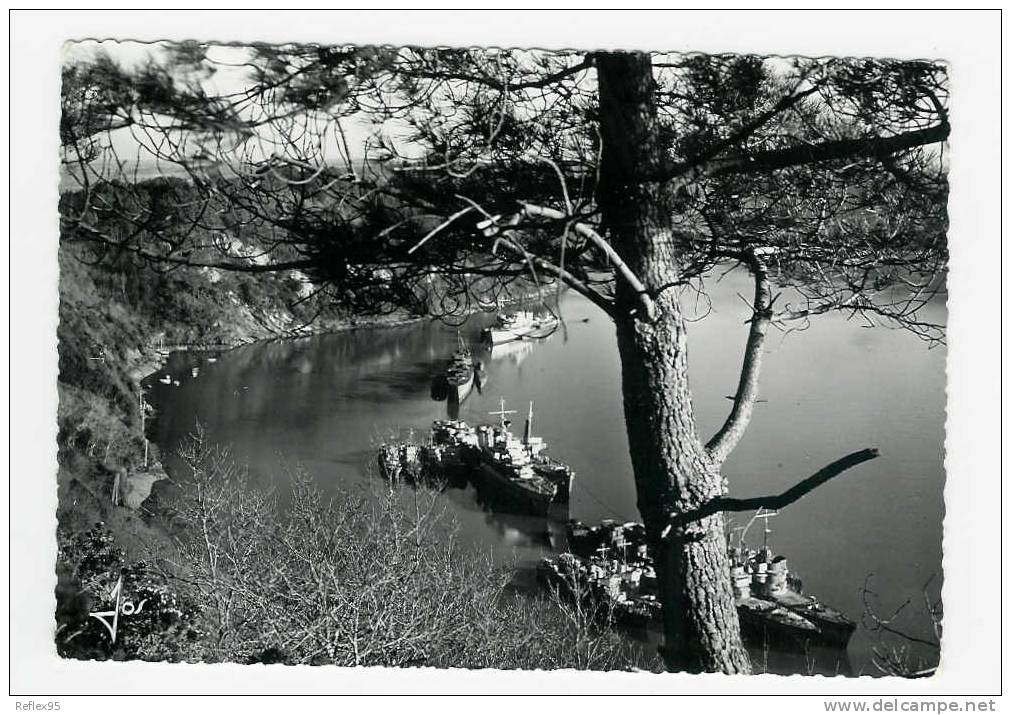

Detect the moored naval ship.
xmin=378 ymin=424 xmax=475 ymax=490
xmin=472 ymin=399 xmax=574 ymax=506
xmin=481 ymin=311 xmax=560 ymax=345
xmin=376 ymin=401 xmax=575 ymax=514
xmin=445 ymin=341 xmax=476 ymax=404
xmin=538 ymin=519 xmax=855 ymax=649
xmin=733 ymin=550 xmax=856 ymax=647
xmin=470 ymin=399 xmax=559 ymax=514
xmin=728 ymin=510 xmax=857 ymax=646
xmin=430 ymin=419 xmax=479 ymax=472
xmin=377 ymin=436 xmax=437 ymax=485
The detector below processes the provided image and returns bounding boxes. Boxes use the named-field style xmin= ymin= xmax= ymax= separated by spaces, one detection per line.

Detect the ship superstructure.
xmin=470 ymin=399 xmax=559 ymax=514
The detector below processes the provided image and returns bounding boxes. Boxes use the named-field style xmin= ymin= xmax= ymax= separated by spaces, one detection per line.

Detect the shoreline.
xmin=139 ymin=286 xmax=557 ymax=382
xmin=125 ymin=314 xmax=430 ymax=511
xmin=118 ymin=286 xmax=561 ymax=516
xmin=145 ymin=312 xmax=432 ymax=359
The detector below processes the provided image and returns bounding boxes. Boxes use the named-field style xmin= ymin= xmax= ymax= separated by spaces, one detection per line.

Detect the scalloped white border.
xmin=7 ymin=7 xmax=1003 ymax=704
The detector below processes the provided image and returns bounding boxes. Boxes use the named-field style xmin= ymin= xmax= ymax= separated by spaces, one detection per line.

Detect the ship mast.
xmin=757 ymin=509 xmax=779 ymax=552
xmin=523 ymin=401 xmax=534 ymax=445
xmin=739 ymin=507 xmax=779 ymax=551
xmin=488 ymin=397 xmax=517 ymax=428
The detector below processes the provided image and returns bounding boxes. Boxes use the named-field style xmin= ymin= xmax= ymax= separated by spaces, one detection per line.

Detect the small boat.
xmin=377 ymin=443 xmax=408 ymax=482
xmin=481 ymin=311 xmax=559 ymax=345
xmin=377 ymin=439 xmax=445 ymax=486
xmin=377 ymin=441 xmax=424 ymax=482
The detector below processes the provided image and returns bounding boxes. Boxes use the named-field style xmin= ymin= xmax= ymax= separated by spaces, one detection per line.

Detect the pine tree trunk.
xmin=595 ymin=51 xmax=752 ymax=674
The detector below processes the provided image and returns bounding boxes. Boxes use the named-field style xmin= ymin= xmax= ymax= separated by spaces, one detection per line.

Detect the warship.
xmin=445 ymin=340 xmax=476 ymax=404
xmin=730 ymin=512 xmax=857 ymax=647
xmin=470 ymin=399 xmax=559 ymax=515
xmin=481 ymin=311 xmax=559 ymax=345
xmin=539 ymin=518 xmax=855 ymax=649
xmin=376 ymin=400 xmax=574 ymax=515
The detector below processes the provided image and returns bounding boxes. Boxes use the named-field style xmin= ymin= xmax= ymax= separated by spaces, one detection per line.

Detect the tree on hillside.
xmin=60 ymin=43 xmax=949 ymax=673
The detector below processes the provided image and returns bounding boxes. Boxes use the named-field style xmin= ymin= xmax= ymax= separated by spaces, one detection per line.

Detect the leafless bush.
xmin=156 ymin=430 xmax=656 ymax=670
xmin=861 ymin=574 xmax=942 ymax=678
xmin=537 ymin=555 xmax=637 ymax=670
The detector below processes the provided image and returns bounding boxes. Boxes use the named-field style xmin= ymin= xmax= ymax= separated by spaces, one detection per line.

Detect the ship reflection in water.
xmin=478 ymin=506 xmax=569 ymax=552
xmin=488 ymin=338 xmax=537 ymax=365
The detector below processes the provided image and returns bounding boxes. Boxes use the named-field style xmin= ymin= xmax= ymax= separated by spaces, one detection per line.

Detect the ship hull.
xmin=537 ymin=560 xmax=820 ymax=649
xmin=769 ymin=591 xmax=856 ymax=647
xmin=447 ymin=371 xmax=474 ymax=403
xmin=735 ymin=597 xmax=822 ymax=651
xmin=551 ymin=521 xmax=856 ymax=650
xmin=533 ymin=462 xmax=573 ymax=503
xmin=471 ymin=459 xmax=555 ymax=515
xmin=617 ymin=598 xmax=822 ymax=651
xmin=482 ymin=320 xmax=559 ymax=345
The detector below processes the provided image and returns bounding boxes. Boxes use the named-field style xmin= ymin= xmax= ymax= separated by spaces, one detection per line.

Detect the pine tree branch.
xmin=397 ymin=56 xmax=593 ymax=93
xmin=706 ymin=248 xmax=773 ymax=464
xmin=66 ymin=219 xmax=317 ymax=274
xmin=661 ymin=448 xmax=879 ymax=540
xmin=519 ymin=203 xmax=654 ymax=320
xmin=683 ymin=85 xmax=821 ymax=170
xmin=658 ymin=122 xmax=950 ymax=186
xmin=492 ymin=230 xmax=615 ymax=317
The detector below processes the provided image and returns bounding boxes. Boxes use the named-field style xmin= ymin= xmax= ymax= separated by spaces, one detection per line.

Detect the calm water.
xmin=148 ymin=270 xmax=946 ymax=676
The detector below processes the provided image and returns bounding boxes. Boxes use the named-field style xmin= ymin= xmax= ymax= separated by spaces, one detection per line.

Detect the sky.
xmin=63 ymin=39 xmax=398 ymax=181
xmin=62 ymin=39 xmax=943 ymax=187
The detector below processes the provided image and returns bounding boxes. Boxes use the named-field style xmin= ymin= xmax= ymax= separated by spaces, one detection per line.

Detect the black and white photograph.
xmin=8 ymin=8 xmax=1004 ymax=703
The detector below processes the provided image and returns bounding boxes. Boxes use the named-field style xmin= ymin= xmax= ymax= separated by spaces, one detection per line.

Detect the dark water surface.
xmin=148 ymin=270 xmax=946 ymax=676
